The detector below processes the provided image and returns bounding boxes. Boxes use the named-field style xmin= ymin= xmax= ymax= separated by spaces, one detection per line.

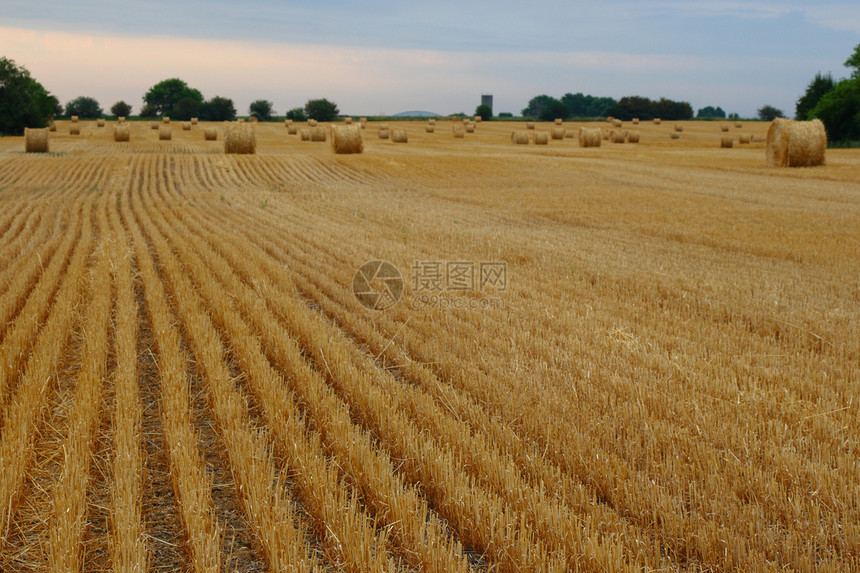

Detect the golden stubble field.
xmin=0 ymin=118 xmax=858 ymax=572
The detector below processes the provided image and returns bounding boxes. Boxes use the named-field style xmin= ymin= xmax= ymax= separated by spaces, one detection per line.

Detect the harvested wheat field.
xmin=0 ymin=118 xmax=858 ymax=572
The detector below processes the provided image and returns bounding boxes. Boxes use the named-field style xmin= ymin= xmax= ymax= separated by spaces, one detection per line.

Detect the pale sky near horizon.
xmin=1 ymin=1 xmax=857 ymax=117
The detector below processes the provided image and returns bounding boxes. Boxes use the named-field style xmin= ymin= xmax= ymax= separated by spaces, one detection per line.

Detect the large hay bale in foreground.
xmin=114 ymin=125 xmax=130 ymax=142
xmin=391 ymin=128 xmax=408 ymax=143
xmin=158 ymin=125 xmax=172 ymax=140
xmin=330 ymin=125 xmax=363 ymax=154
xmin=70 ymin=125 xmax=81 ymax=135
xmin=511 ymin=130 xmax=530 ymax=144
xmin=533 ymin=131 xmax=549 ymax=145
xmin=627 ymin=130 xmax=640 ymax=143
xmin=766 ymin=118 xmax=826 ymax=167
xmin=25 ymin=128 xmax=49 ymax=152
xmin=453 ymin=126 xmax=465 ymax=138
xmin=551 ymin=128 xmax=564 ymax=140
xmin=224 ymin=122 xmax=256 ymax=154
xmin=204 ymin=127 xmax=217 ymax=141
xmin=721 ymin=136 xmax=734 ymax=148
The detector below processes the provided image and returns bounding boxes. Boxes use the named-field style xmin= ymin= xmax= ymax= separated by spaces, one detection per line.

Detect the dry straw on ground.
xmin=551 ymin=128 xmax=564 ymax=140
xmin=721 ymin=136 xmax=734 ymax=148
xmin=511 ymin=130 xmax=530 ymax=144
xmin=627 ymin=130 xmax=640 ymax=143
xmin=204 ymin=127 xmax=217 ymax=141
xmin=391 ymin=128 xmax=408 ymax=143
xmin=25 ymin=128 xmax=49 ymax=152
xmin=158 ymin=125 xmax=172 ymax=140
xmin=330 ymin=125 xmax=364 ymax=154
xmin=766 ymin=118 xmax=826 ymax=167
xmin=224 ymin=122 xmax=256 ymax=154
xmin=114 ymin=125 xmax=130 ymax=142
xmin=533 ymin=131 xmax=549 ymax=145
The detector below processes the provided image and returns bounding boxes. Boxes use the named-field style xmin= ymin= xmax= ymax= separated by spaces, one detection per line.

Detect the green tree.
xmin=757 ymin=105 xmax=784 ymax=121
xmin=796 ymin=72 xmax=835 ymax=120
xmin=304 ymin=98 xmax=339 ymax=121
xmin=606 ymin=96 xmax=654 ymax=120
xmin=65 ymin=96 xmax=103 ymax=119
xmin=249 ymin=99 xmax=274 ymax=121
xmin=139 ymin=103 xmax=157 ymax=118
xmin=171 ymin=96 xmax=200 ymax=120
xmin=286 ymin=107 xmax=306 ymax=121
xmin=561 ymin=92 xmax=616 ymax=117
xmin=696 ymin=105 xmax=726 ymax=119
xmin=0 ymin=56 xmax=59 ymax=135
xmin=538 ymin=99 xmax=570 ymax=122
xmin=475 ymin=104 xmax=492 ymax=121
xmin=844 ymin=43 xmax=860 ymax=78
xmin=143 ymin=78 xmax=203 ymax=117
xmin=652 ymin=98 xmax=693 ymax=120
xmin=111 ymin=100 xmax=133 ymax=117
xmin=199 ymin=96 xmax=236 ymax=121
xmin=521 ymin=95 xmax=557 ymax=118
xmin=810 ymin=78 xmax=860 ymax=142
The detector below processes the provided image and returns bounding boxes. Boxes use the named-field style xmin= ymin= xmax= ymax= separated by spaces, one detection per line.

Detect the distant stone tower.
xmin=481 ymin=94 xmax=493 ymax=115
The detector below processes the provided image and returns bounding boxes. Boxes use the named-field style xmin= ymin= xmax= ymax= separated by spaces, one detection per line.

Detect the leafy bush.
xmin=757 ymin=105 xmax=784 ymax=121
xmin=304 ymin=98 xmax=339 ymax=122
xmin=199 ymin=96 xmax=236 ymax=121
xmin=475 ymin=104 xmax=492 ymax=121
xmin=286 ymin=107 xmax=306 ymax=121
xmin=250 ymin=99 xmax=274 ymax=121
xmin=111 ymin=100 xmax=133 ymax=117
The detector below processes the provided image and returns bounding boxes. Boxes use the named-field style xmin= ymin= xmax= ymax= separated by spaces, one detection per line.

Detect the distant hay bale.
xmin=378 ymin=127 xmax=390 ymax=139
xmin=360 ymin=117 xmax=368 ymax=128
xmin=25 ymin=128 xmax=49 ymax=152
xmin=71 ymin=115 xmax=79 ymax=123
xmin=632 ymin=118 xmax=640 ymax=125
xmin=511 ymin=130 xmax=530 ymax=144
xmin=114 ymin=125 xmax=130 ymax=142
xmin=49 ymin=123 xmax=56 ymax=132
xmin=162 ymin=116 xmax=170 ymax=124
xmin=426 ymin=125 xmax=435 ymax=133
xmin=97 ymin=118 xmax=105 ymax=127
xmin=526 ymin=121 xmax=535 ymax=130
xmin=391 ymin=128 xmax=408 ymax=143
xmin=554 ymin=118 xmax=563 ymax=125
xmin=330 ymin=125 xmax=363 ymax=154
xmin=670 ymin=132 xmax=680 ymax=140
xmin=309 ymin=126 xmax=327 ymax=142
xmin=191 ymin=117 xmax=198 ymax=125
xmin=612 ymin=119 xmax=622 ymax=128
xmin=551 ymin=127 xmax=564 ymax=140
xmin=766 ymin=118 xmax=826 ymax=167
xmin=721 ymin=136 xmax=734 ymax=148
xmin=285 ymin=119 xmax=293 ymax=127
xmin=182 ymin=122 xmax=191 ymax=131
xmin=158 ymin=125 xmax=172 ymax=140
xmin=564 ymin=129 xmax=576 ymax=139
xmin=249 ymin=116 xmax=258 ymax=123
xmin=720 ymin=123 xmax=729 ymax=132
xmin=579 ymin=128 xmax=601 ymax=147
xmin=308 ymin=119 xmax=318 ymax=127
xmin=224 ymin=122 xmax=256 ymax=154
xmin=735 ymin=122 xmax=742 ymax=128
xmin=610 ymin=130 xmax=625 ymax=143
xmin=428 ymin=119 xmax=436 ymax=126
xmin=738 ymin=134 xmax=751 ymax=144
xmin=465 ymin=123 xmax=475 ymax=133
xmin=118 ymin=117 xmax=126 ymax=124
xmin=453 ymin=116 xmax=463 ymax=122
xmin=150 ymin=122 xmax=159 ymax=130
xmin=674 ymin=124 xmax=683 ymax=132
xmin=453 ymin=126 xmax=465 ymax=138
xmin=204 ymin=127 xmax=217 ymax=140
xmin=606 ymin=116 xmax=614 ymax=123
xmin=237 ymin=118 xmax=244 ymax=123
xmin=300 ymin=128 xmax=310 ymax=141
xmin=653 ymin=118 xmax=661 ymax=125
xmin=533 ymin=131 xmax=549 ymax=145
xmin=288 ymin=125 xmax=298 ymax=135
xmin=70 ymin=125 xmax=81 ymax=135
xmin=474 ymin=116 xmax=482 ymax=123
xmin=627 ymin=130 xmax=640 ymax=143
xmin=345 ymin=117 xmax=353 ymax=124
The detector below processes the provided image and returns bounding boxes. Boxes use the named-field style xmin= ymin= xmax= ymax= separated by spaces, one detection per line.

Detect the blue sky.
xmin=2 ymin=1 xmax=857 ymax=117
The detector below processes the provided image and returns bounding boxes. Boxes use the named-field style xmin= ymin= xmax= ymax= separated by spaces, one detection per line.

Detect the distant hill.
xmin=391 ymin=111 xmax=441 ymax=117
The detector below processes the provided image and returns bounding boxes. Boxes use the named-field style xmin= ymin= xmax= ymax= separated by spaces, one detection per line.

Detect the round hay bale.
xmin=71 ymin=115 xmax=79 ymax=123
xmin=158 ymin=125 xmax=172 ymax=140
xmin=453 ymin=126 xmax=465 ymax=138
xmin=300 ymin=128 xmax=310 ymax=141
xmin=224 ymin=122 xmax=256 ymax=154
xmin=720 ymin=123 xmax=729 ymax=132
xmin=602 ymin=130 xmax=610 ymax=141
xmin=428 ymin=119 xmax=436 ymax=126
xmin=49 ymin=123 xmax=57 ymax=132
xmin=511 ymin=130 xmax=530 ymax=145
xmin=465 ymin=123 xmax=475 ymax=133
xmin=204 ymin=127 xmax=217 ymax=141
xmin=578 ymin=128 xmax=601 ymax=148
xmin=670 ymin=132 xmax=680 ymax=140
xmin=735 ymin=122 xmax=742 ymax=128
xmin=191 ymin=117 xmax=198 ymax=125
xmin=25 ymin=128 xmax=49 ymax=152
xmin=554 ymin=118 xmax=563 ymax=126
xmin=453 ymin=116 xmax=463 ymax=122
xmin=70 ymin=125 xmax=81 ymax=135
xmin=330 ymin=125 xmax=363 ymax=154
xmin=114 ymin=125 xmax=130 ymax=142
xmin=526 ymin=121 xmax=535 ymax=130
xmin=391 ymin=128 xmax=408 ymax=143
xmin=721 ymin=136 xmax=734 ymax=148
xmin=309 ymin=126 xmax=327 ymax=142
xmin=378 ymin=127 xmax=390 ymax=140
xmin=610 ymin=130 xmax=625 ymax=144
xmin=182 ymin=122 xmax=191 ymax=131
xmin=632 ymin=118 xmax=640 ymax=125
xmin=766 ymin=118 xmax=826 ymax=167
xmin=738 ymin=134 xmax=751 ymax=144
xmin=612 ymin=119 xmax=622 ymax=128
xmin=564 ymin=129 xmax=576 ymax=139
xmin=606 ymin=116 xmax=614 ymax=123
xmin=285 ymin=119 xmax=293 ymax=127
xmin=237 ymin=118 xmax=244 ymax=123
xmin=653 ymin=118 xmax=661 ymax=125
xmin=288 ymin=125 xmax=298 ymax=135
xmin=308 ymin=119 xmax=318 ymax=127
xmin=150 ymin=122 xmax=159 ymax=130
xmin=360 ymin=117 xmax=368 ymax=128
xmin=162 ymin=116 xmax=170 ymax=124
xmin=426 ymin=125 xmax=435 ymax=133
xmin=344 ymin=117 xmax=353 ymax=124
xmin=627 ymin=130 xmax=640 ymax=143
xmin=474 ymin=116 xmax=482 ymax=123
xmin=551 ymin=127 xmax=564 ymax=140
xmin=674 ymin=124 xmax=683 ymax=132
xmin=249 ymin=116 xmax=258 ymax=123
xmin=118 ymin=117 xmax=126 ymax=124
xmin=97 ymin=118 xmax=105 ymax=127
xmin=533 ymin=131 xmax=549 ymax=145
